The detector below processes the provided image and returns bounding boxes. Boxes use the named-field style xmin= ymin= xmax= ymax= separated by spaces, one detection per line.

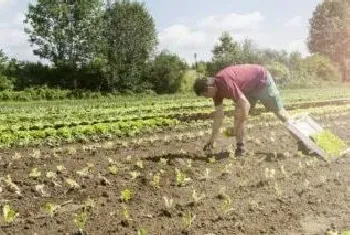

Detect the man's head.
xmin=193 ymin=77 xmax=217 ymax=98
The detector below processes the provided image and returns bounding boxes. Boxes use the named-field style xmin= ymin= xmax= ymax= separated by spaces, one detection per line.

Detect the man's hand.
xmin=203 ymin=142 xmax=214 ymax=152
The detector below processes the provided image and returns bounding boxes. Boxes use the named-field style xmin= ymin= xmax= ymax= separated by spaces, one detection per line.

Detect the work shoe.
xmin=235 ymin=143 xmax=246 ymax=157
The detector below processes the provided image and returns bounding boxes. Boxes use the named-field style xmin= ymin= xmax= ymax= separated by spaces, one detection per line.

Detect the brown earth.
xmin=0 ymin=114 xmax=349 ymax=235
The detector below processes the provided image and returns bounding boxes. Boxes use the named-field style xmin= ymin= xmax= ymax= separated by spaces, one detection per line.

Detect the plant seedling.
xmin=73 ymin=210 xmax=88 ymax=235
xmin=46 ymin=171 xmax=57 ymax=179
xmin=109 ymin=165 xmax=118 ymax=175
xmin=130 ymin=171 xmax=140 ymax=180
xmin=175 ymin=168 xmax=191 ymax=186
xmin=221 ymin=196 xmax=234 ymax=215
xmin=136 ymin=159 xmax=144 ymax=169
xmin=3 ymin=204 xmax=19 ymax=223
xmin=138 ymin=228 xmax=148 ymax=235
xmin=65 ymin=178 xmax=80 ymax=189
xmin=163 ymin=196 xmax=174 ymax=209
xmin=120 ymin=189 xmax=133 ymax=202
xmin=182 ymin=211 xmax=195 ymax=228
xmin=121 ymin=205 xmax=131 ymax=220
xmin=3 ymin=175 xmax=21 ymax=195
xmin=192 ymin=189 xmax=205 ymax=204
xmin=29 ymin=168 xmax=42 ymax=179
xmin=84 ymin=198 xmax=96 ymax=211
xmin=43 ymin=202 xmax=59 ymax=217
xmin=151 ymin=173 xmax=160 ymax=188
xmin=56 ymin=165 xmax=66 ymax=173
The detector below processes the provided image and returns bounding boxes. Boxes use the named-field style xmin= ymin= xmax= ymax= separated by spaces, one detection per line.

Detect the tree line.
xmin=0 ymin=0 xmax=349 ymax=94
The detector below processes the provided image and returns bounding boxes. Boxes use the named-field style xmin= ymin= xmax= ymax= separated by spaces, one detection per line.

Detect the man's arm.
xmin=209 ymin=104 xmax=224 ymax=144
xmin=234 ymin=95 xmax=250 ymax=144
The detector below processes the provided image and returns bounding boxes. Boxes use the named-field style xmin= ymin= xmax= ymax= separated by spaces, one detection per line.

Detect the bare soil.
xmin=0 ymin=115 xmax=349 ymax=235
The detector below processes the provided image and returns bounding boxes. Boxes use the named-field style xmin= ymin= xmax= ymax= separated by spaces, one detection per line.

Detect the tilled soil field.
xmin=0 ymin=114 xmax=349 ymax=235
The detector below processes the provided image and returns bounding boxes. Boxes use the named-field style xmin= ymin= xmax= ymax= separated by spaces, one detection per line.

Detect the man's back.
xmin=215 ymin=64 xmax=267 ymax=95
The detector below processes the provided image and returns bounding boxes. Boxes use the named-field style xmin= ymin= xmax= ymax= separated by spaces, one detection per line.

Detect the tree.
xmin=103 ymin=0 xmax=158 ymax=92
xmin=266 ymin=61 xmax=290 ymax=85
xmin=239 ymin=39 xmax=261 ymax=64
xmin=0 ymin=50 xmax=7 ymax=72
xmin=308 ymin=0 xmax=350 ymax=81
xmin=208 ymin=32 xmax=241 ymax=75
xmin=24 ymin=0 xmax=104 ymax=68
xmin=301 ymin=54 xmax=341 ymax=82
xmin=146 ymin=50 xmax=187 ymax=94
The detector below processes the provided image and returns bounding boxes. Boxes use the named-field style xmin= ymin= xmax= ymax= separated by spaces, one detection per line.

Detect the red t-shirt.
xmin=213 ymin=64 xmax=268 ymax=105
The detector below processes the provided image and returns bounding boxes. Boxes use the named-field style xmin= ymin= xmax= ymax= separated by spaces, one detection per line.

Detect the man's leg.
xmin=257 ymin=73 xmax=291 ymax=122
xmin=246 ymin=96 xmax=258 ymax=115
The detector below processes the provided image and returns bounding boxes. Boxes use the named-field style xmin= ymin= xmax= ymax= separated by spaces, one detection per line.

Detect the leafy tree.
xmin=208 ymin=32 xmax=241 ymax=75
xmin=146 ymin=50 xmax=187 ymax=94
xmin=308 ymin=0 xmax=350 ymax=81
xmin=104 ymin=0 xmax=158 ymax=92
xmin=266 ymin=61 xmax=290 ymax=84
xmin=239 ymin=39 xmax=261 ymax=64
xmin=24 ymin=0 xmax=104 ymax=68
xmin=300 ymin=54 xmax=341 ymax=82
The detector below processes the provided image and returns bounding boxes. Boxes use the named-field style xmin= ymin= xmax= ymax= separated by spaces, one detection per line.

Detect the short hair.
xmin=193 ymin=78 xmax=208 ymax=96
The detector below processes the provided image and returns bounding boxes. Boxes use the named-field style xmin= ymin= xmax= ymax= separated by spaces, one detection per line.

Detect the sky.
xmin=0 ymin=0 xmax=322 ymax=63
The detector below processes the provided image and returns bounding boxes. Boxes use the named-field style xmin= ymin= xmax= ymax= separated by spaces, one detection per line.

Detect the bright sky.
xmin=0 ymin=0 xmax=322 ymax=63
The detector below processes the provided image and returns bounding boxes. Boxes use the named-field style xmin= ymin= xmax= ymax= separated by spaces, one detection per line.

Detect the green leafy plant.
xmin=312 ymin=130 xmax=347 ymax=157
xmin=3 ymin=205 xmax=19 ymax=223
xmin=138 ymin=228 xmax=148 ymax=235
xmin=120 ymin=189 xmax=133 ymax=202
xmin=130 ymin=171 xmax=140 ymax=180
xmin=207 ymin=156 xmax=216 ymax=164
xmin=221 ymin=196 xmax=234 ymax=214
xmin=84 ymin=198 xmax=96 ymax=211
xmin=43 ymin=202 xmax=59 ymax=217
xmin=121 ymin=205 xmax=131 ymax=220
xmin=3 ymin=175 xmax=21 ymax=195
xmin=46 ymin=171 xmax=57 ymax=179
xmin=29 ymin=168 xmax=42 ymax=178
xmin=109 ymin=165 xmax=118 ymax=175
xmin=65 ymin=178 xmax=80 ymax=189
xmin=56 ymin=165 xmax=66 ymax=173
xmin=182 ymin=211 xmax=195 ymax=228
xmin=175 ymin=168 xmax=191 ymax=186
xmin=151 ymin=173 xmax=160 ymax=188
xmin=192 ymin=189 xmax=205 ymax=204
xmin=73 ymin=210 xmax=88 ymax=234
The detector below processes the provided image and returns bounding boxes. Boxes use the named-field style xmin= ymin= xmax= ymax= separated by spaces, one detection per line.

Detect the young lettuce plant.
xmin=2 ymin=175 xmax=21 ymax=195
xmin=192 ymin=189 xmax=205 ymax=204
xmin=120 ymin=189 xmax=133 ymax=202
xmin=65 ymin=178 xmax=80 ymax=189
xmin=73 ymin=209 xmax=88 ymax=235
xmin=109 ymin=165 xmax=118 ymax=175
xmin=137 ymin=228 xmax=148 ymax=235
xmin=43 ymin=202 xmax=60 ymax=217
xmin=221 ymin=196 xmax=234 ymax=215
xmin=182 ymin=211 xmax=195 ymax=228
xmin=151 ymin=173 xmax=161 ymax=188
xmin=130 ymin=171 xmax=140 ymax=180
xmin=29 ymin=168 xmax=42 ymax=179
xmin=3 ymin=204 xmax=19 ymax=224
xmin=175 ymin=168 xmax=191 ymax=186
xmin=46 ymin=171 xmax=57 ymax=179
